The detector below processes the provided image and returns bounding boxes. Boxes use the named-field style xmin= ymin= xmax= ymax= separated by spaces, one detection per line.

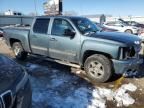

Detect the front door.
xmin=49 ymin=18 xmax=80 ymax=63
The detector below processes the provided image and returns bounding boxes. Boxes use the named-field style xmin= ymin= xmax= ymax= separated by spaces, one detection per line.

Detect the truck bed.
xmin=3 ymin=26 xmax=31 ymax=52
xmin=3 ymin=25 xmax=30 ymax=30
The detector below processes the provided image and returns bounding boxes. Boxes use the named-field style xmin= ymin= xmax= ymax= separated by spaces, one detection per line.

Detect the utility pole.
xmin=34 ymin=0 xmax=38 ymax=16
xmin=59 ymin=0 xmax=63 ymax=15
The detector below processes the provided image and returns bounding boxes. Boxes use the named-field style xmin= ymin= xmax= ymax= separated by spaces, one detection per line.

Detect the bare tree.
xmin=28 ymin=12 xmax=37 ymax=16
xmin=63 ymin=11 xmax=78 ymax=16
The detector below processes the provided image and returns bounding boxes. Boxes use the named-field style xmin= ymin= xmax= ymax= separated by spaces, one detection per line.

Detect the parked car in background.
xmin=138 ymin=29 xmax=144 ymax=42
xmin=0 ymin=54 xmax=32 ymax=108
xmin=104 ymin=21 xmax=139 ymax=34
xmin=0 ymin=28 xmax=3 ymax=37
xmin=94 ymin=22 xmax=118 ymax=32
xmin=3 ymin=16 xmax=142 ymax=83
xmin=118 ymin=18 xmax=144 ymax=28
xmin=127 ymin=21 xmax=144 ymax=28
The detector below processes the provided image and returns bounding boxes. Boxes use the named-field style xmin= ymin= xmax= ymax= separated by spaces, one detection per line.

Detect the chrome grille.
xmin=0 ymin=90 xmax=13 ymax=108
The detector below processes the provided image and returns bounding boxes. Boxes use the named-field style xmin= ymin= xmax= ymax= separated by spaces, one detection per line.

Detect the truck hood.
xmin=90 ymin=31 xmax=141 ymax=45
xmin=0 ymin=56 xmax=24 ymax=93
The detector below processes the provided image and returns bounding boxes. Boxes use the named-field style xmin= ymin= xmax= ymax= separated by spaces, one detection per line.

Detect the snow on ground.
xmin=26 ymin=63 xmax=137 ymax=108
xmin=88 ymin=83 xmax=137 ymax=108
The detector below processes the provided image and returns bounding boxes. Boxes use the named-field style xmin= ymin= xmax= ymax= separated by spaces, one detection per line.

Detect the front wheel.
xmin=125 ymin=29 xmax=133 ymax=34
xmin=84 ymin=54 xmax=112 ymax=83
xmin=12 ymin=42 xmax=27 ymax=60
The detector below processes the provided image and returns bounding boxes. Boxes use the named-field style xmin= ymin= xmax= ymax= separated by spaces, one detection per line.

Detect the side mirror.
xmin=64 ymin=29 xmax=76 ymax=38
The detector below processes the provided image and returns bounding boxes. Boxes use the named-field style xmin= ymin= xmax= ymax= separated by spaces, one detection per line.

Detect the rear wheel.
xmin=125 ymin=29 xmax=133 ymax=34
xmin=84 ymin=54 xmax=112 ymax=83
xmin=12 ymin=42 xmax=27 ymax=60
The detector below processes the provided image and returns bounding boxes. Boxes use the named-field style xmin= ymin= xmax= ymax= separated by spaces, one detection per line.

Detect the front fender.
xmin=80 ymin=40 xmax=120 ymax=63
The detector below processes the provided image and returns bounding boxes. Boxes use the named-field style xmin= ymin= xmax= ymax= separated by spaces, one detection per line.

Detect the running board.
xmin=31 ymin=55 xmax=81 ymax=68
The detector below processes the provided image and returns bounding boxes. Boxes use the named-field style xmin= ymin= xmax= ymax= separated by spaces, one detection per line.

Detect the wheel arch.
xmin=10 ymin=38 xmax=21 ymax=47
xmin=125 ymin=29 xmax=133 ymax=34
xmin=82 ymin=50 xmax=113 ymax=66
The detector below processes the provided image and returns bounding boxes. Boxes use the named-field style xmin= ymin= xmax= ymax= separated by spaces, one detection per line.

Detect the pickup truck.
xmin=3 ymin=16 xmax=142 ymax=83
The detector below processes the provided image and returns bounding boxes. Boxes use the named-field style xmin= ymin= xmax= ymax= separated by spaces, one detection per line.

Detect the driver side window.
xmin=51 ymin=19 xmax=74 ymax=36
xmin=113 ymin=22 xmax=123 ymax=27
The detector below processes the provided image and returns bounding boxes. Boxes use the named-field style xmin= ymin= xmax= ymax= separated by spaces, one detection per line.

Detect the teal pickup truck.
xmin=3 ymin=16 xmax=142 ymax=82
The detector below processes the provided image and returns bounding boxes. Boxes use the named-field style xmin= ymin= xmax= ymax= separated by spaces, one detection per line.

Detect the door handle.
xmin=50 ymin=38 xmax=57 ymax=41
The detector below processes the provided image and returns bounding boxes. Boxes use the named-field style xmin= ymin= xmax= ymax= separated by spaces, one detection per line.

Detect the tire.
xmin=84 ymin=54 xmax=112 ymax=83
xmin=125 ymin=29 xmax=133 ymax=34
xmin=12 ymin=42 xmax=27 ymax=60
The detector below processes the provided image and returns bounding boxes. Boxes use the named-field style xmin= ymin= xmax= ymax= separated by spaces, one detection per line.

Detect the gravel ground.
xmin=0 ymin=37 xmax=144 ymax=108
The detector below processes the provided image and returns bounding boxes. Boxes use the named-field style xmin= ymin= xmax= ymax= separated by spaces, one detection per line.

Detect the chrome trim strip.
xmin=0 ymin=98 xmax=2 ymax=108
xmin=31 ymin=45 xmax=47 ymax=51
xmin=0 ymin=90 xmax=13 ymax=108
xmin=49 ymin=48 xmax=76 ymax=56
xmin=16 ymin=72 xmax=28 ymax=92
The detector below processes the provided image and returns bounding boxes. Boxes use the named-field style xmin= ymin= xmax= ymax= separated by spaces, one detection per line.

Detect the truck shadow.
xmin=13 ymin=56 xmax=144 ymax=108
xmin=125 ymin=63 xmax=144 ymax=78
xmin=14 ymin=55 xmax=144 ymax=84
xmin=125 ymin=55 xmax=144 ymax=78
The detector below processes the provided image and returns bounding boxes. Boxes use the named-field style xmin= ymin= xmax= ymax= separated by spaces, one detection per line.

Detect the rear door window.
xmin=33 ymin=18 xmax=50 ymax=34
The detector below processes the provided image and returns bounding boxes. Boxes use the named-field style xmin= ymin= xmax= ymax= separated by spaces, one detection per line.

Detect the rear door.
xmin=29 ymin=18 xmax=50 ymax=55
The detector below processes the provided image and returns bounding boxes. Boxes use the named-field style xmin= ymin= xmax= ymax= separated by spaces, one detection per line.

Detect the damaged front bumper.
xmin=112 ymin=58 xmax=143 ymax=74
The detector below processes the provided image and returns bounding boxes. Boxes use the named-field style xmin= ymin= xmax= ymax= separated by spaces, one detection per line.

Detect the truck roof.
xmin=35 ymin=15 xmax=86 ymax=20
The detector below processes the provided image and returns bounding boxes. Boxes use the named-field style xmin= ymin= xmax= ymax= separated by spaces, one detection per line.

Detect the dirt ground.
xmin=0 ymin=37 xmax=144 ymax=108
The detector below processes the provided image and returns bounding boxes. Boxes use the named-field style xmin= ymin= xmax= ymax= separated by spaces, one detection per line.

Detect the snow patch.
xmin=26 ymin=64 xmax=39 ymax=71
xmin=51 ymin=78 xmax=66 ymax=87
xmin=88 ymin=83 xmax=137 ymax=108
xmin=114 ymin=83 xmax=137 ymax=107
xmin=0 ymin=38 xmax=3 ymax=41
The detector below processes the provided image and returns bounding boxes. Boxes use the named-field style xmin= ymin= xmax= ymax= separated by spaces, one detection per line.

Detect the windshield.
xmin=71 ymin=18 xmax=100 ymax=35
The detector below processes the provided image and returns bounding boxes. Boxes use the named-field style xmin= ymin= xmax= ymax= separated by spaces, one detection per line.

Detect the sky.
xmin=0 ymin=0 xmax=144 ymax=16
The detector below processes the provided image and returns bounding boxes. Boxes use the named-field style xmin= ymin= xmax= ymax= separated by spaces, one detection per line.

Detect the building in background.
xmin=43 ymin=0 xmax=62 ymax=15
xmin=4 ymin=10 xmax=22 ymax=16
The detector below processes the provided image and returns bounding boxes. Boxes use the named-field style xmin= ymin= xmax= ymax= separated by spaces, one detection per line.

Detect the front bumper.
xmin=112 ymin=58 xmax=143 ymax=74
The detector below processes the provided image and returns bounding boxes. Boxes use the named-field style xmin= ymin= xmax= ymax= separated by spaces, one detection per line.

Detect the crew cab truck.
xmin=3 ymin=16 xmax=142 ymax=83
